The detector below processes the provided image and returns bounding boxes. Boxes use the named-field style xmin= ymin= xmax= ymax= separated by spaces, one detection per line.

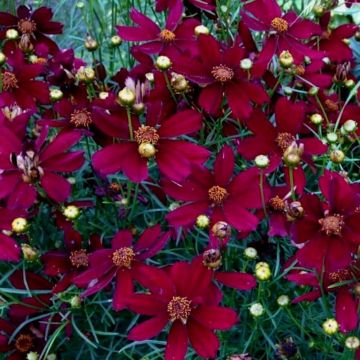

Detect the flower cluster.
xmin=0 ymin=1 xmax=359 ymax=359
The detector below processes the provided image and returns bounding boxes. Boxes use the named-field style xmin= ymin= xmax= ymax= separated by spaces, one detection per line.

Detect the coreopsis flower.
xmin=0 ymin=126 xmax=85 ymax=207
xmin=116 ymin=0 xmax=200 ymax=56
xmin=156 ymin=0 xmax=215 ymax=12
xmin=164 ymin=146 xmax=268 ymax=232
xmin=126 ymin=260 xmax=237 ymax=359
xmin=41 ymin=212 xmax=102 ymax=293
xmin=172 ymin=34 xmax=269 ymax=119
xmin=240 ymin=0 xmax=322 ymax=63
xmin=92 ymin=109 xmax=209 ymax=182
xmin=0 ymin=49 xmax=49 ymax=110
xmin=238 ymin=98 xmax=328 ymax=194
xmin=287 ymin=259 xmax=359 ymax=333
xmin=0 ymin=5 xmax=63 ymax=53
xmin=290 ymin=171 xmax=360 ymax=273
xmin=73 ymin=226 xmax=170 ymax=311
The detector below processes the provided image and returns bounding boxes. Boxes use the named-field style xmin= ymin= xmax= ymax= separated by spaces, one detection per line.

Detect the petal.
xmin=127 ymin=293 xmax=165 ymax=316
xmin=41 ymin=151 xmax=85 ymax=172
xmin=128 ymin=314 xmax=168 ymax=341
xmin=336 ymin=288 xmax=358 ymax=333
xmin=165 ymin=322 xmax=188 ymax=360
xmin=0 ymin=233 xmax=20 ymax=262
xmin=215 ymin=272 xmax=257 ymax=290
xmin=191 ymin=306 xmax=237 ymax=330
xmin=166 ymin=201 xmax=209 ymax=228
xmin=214 ymin=145 xmax=234 ymax=186
xmin=112 ymin=230 xmax=133 ymax=249
xmin=223 ymin=201 xmax=259 ymax=232
xmin=275 ymin=97 xmax=304 ymax=134
xmin=198 ymin=84 xmax=223 ymax=116
xmin=41 ymin=172 xmax=71 ymax=203
xmin=165 ymin=0 xmax=183 ymax=31
xmin=113 ymin=270 xmax=134 ymax=311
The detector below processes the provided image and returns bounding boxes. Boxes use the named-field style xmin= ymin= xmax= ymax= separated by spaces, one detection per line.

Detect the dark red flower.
xmin=290 ymin=171 xmax=360 ymax=273
xmin=164 ymin=146 xmax=268 ymax=232
xmin=241 ymin=0 xmax=322 ymax=63
xmin=156 ymin=0 xmax=215 ymax=12
xmin=117 ymin=1 xmax=200 ymax=56
xmin=73 ymin=226 xmax=170 ymax=311
xmin=0 ymin=5 xmax=63 ymax=54
xmin=0 ymin=49 xmax=49 ymax=110
xmin=92 ymin=109 xmax=209 ymax=182
xmin=172 ymin=34 xmax=269 ymax=119
xmin=126 ymin=259 xmax=237 ymax=359
xmin=0 ymin=126 xmax=85 ymax=208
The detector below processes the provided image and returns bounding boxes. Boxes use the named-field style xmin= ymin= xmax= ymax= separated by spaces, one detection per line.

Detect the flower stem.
xmin=259 ymin=170 xmax=268 ymax=218
xmin=288 ymin=166 xmax=296 ymax=201
xmin=163 ymin=72 xmax=177 ymax=103
xmin=126 ymin=107 xmax=133 ymax=141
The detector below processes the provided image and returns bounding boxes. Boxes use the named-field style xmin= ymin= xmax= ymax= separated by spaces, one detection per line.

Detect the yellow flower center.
xmin=69 ymin=249 xmax=89 ymax=268
xmin=271 ymin=17 xmax=289 ymax=33
xmin=160 ymin=29 xmax=176 ymax=42
xmin=167 ymin=296 xmax=192 ymax=323
xmin=319 ymin=214 xmax=344 ymax=236
xmin=70 ymin=108 xmax=93 ymax=128
xmin=17 ymin=18 xmax=37 ymax=34
xmin=112 ymin=247 xmax=135 ymax=268
xmin=211 ymin=65 xmax=234 ymax=82
xmin=208 ymin=185 xmax=229 ymax=206
xmin=2 ymin=71 xmax=19 ymax=91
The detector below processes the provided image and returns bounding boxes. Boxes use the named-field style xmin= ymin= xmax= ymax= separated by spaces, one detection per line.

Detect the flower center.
xmin=319 ymin=214 xmax=344 ymax=236
xmin=159 ymin=29 xmax=176 ymax=42
xmin=295 ymin=65 xmax=305 ymax=76
xmin=269 ymin=196 xmax=286 ymax=212
xmin=18 ymin=18 xmax=37 ymax=34
xmin=276 ymin=132 xmax=296 ymax=152
xmin=69 ymin=249 xmax=89 ymax=268
xmin=2 ymin=71 xmax=19 ymax=91
xmin=211 ymin=65 xmax=234 ymax=82
xmin=12 ymin=150 xmax=43 ymax=183
xmin=167 ymin=296 xmax=192 ymax=323
xmin=70 ymin=109 xmax=93 ymax=128
xmin=112 ymin=247 xmax=135 ymax=268
xmin=324 ymin=99 xmax=339 ymax=112
xmin=328 ymin=267 xmax=352 ymax=283
xmin=271 ymin=17 xmax=289 ymax=33
xmin=134 ymin=125 xmax=159 ymax=145
xmin=208 ymin=185 xmax=229 ymax=206
xmin=15 ymin=334 xmax=33 ymax=353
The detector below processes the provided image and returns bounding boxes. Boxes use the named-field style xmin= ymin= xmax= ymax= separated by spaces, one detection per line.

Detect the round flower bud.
xmin=12 ymin=217 xmax=28 ymax=234
xmin=329 ymin=149 xmax=345 ymax=164
xmin=255 ymin=261 xmax=270 ymax=270
xmin=313 ymin=5 xmax=324 ymax=17
xmin=326 ymin=132 xmax=338 ymax=144
xmin=277 ymin=295 xmax=290 ymax=307
xmin=132 ymin=102 xmax=145 ymax=115
xmin=211 ymin=221 xmax=231 ymax=238
xmin=76 ymin=66 xmax=95 ymax=83
xmin=322 ymin=318 xmax=339 ymax=335
xmin=196 ymin=214 xmax=210 ymax=229
xmin=284 ymin=153 xmax=301 ymax=167
xmin=255 ymin=263 xmax=271 ymax=281
xmin=27 ymin=352 xmax=39 ymax=360
xmin=110 ymin=35 xmax=122 ymax=47
xmin=46 ymin=354 xmax=57 ymax=360
xmin=6 ymin=29 xmax=19 ymax=40
xmin=345 ymin=79 xmax=355 ymax=88
xmin=0 ymin=52 xmax=6 ymax=65
xmin=244 ymin=247 xmax=258 ymax=259
xmin=21 ymin=244 xmax=38 ymax=262
xmin=171 ymin=73 xmax=188 ymax=93
xmin=203 ymin=248 xmax=222 ymax=270
xmin=50 ymin=88 xmax=63 ymax=101
xmin=254 ymin=154 xmax=270 ymax=169
xmin=156 ymin=56 xmax=172 ymax=70
xmin=70 ymin=295 xmax=81 ymax=308
xmin=240 ymin=58 xmax=253 ymax=70
xmin=138 ymin=143 xmax=156 ymax=158
xmin=310 ymin=113 xmax=323 ymax=125
xmin=118 ymin=87 xmax=136 ymax=106
xmin=279 ymin=50 xmax=294 ymax=68
xmin=249 ymin=303 xmax=264 ymax=317
xmin=67 ymin=177 xmax=76 ymax=185
xmin=76 ymin=1 xmax=85 ymax=8
xmin=63 ymin=205 xmax=80 ymax=220
xmin=342 ymin=119 xmax=357 ymax=134
xmin=85 ymin=37 xmax=98 ymax=51
xmin=99 ymin=91 xmax=109 ymax=100
xmin=308 ymin=86 xmax=319 ymax=96
xmin=345 ymin=336 xmax=360 ymax=350
xmin=145 ymin=72 xmax=154 ymax=83
xmin=194 ymin=25 xmax=209 ymax=36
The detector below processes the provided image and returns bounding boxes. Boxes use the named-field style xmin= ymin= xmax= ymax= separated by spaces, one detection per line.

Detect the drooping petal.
xmin=128 ymin=314 xmax=168 ymax=341
xmin=191 ymin=306 xmax=237 ymax=330
xmin=165 ymin=322 xmax=188 ymax=360
xmin=112 ymin=270 xmax=134 ymax=311
xmin=41 ymin=172 xmax=71 ymax=202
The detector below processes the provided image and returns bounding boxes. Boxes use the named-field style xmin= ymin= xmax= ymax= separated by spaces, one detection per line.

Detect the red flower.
xmin=238 ymin=98 xmax=328 ymax=194
xmin=241 ymin=0 xmax=322 ymax=63
xmin=156 ymin=0 xmax=215 ymax=12
xmin=92 ymin=109 xmax=209 ymax=182
xmin=164 ymin=146 xmax=268 ymax=232
xmin=288 ymin=260 xmax=359 ymax=333
xmin=0 ymin=5 xmax=63 ymax=54
xmin=117 ymin=1 xmax=200 ymax=56
xmin=126 ymin=260 xmax=237 ymax=359
xmin=73 ymin=226 xmax=170 ymax=311
xmin=0 ymin=49 xmax=49 ymax=110
xmin=172 ymin=34 xmax=269 ymax=118
xmin=290 ymin=171 xmax=360 ymax=273
xmin=0 ymin=126 xmax=85 ymax=207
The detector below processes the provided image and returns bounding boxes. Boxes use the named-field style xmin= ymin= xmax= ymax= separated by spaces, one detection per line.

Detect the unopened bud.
xmin=118 ymin=87 xmax=136 ymax=106
xmin=194 ymin=25 xmax=209 ymax=36
xmin=156 ymin=56 xmax=172 ymax=70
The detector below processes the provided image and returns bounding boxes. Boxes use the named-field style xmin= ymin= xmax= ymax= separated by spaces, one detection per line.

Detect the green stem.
xmin=126 ymin=107 xmax=134 ymax=141
xmin=259 ymin=170 xmax=268 ymax=218
xmin=163 ymin=72 xmax=177 ymax=103
xmin=288 ymin=166 xmax=296 ymax=201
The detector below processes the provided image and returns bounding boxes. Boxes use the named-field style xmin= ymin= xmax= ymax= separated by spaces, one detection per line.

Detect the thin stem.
xmin=163 ymin=72 xmax=177 ymax=103
xmin=288 ymin=166 xmax=296 ymax=201
xmin=259 ymin=170 xmax=268 ymax=218
xmin=126 ymin=107 xmax=134 ymax=141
